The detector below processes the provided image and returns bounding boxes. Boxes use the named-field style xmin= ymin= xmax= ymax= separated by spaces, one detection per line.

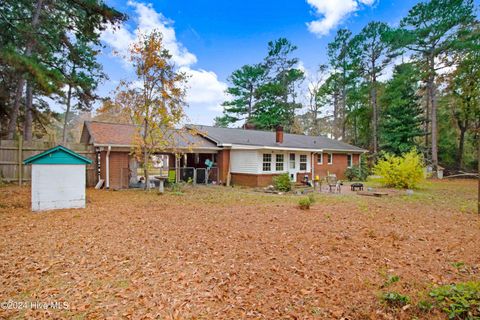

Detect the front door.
xmin=288 ymin=153 xmax=296 ymax=182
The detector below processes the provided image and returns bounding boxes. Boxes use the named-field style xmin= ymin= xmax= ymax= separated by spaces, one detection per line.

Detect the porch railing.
xmin=138 ymin=166 xmax=219 ymax=185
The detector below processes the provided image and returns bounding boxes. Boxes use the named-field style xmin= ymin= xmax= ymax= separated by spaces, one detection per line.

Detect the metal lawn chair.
xmin=326 ymin=174 xmax=340 ymax=193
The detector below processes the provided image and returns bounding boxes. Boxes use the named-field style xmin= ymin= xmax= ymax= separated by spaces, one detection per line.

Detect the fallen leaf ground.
xmin=0 ymin=180 xmax=478 ymax=319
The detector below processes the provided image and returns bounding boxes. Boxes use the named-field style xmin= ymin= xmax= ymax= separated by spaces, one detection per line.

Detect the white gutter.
xmin=95 ymin=143 xmax=131 ymax=148
xmin=106 ymin=145 xmax=111 ymax=189
xmin=230 ymin=144 xmax=323 ymax=152
xmin=321 ymin=148 xmax=368 ymax=153
xmin=93 ymin=143 xmax=221 ymax=151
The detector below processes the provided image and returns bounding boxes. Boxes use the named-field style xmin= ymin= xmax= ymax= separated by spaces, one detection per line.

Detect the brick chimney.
xmin=276 ymin=126 xmax=284 ymax=144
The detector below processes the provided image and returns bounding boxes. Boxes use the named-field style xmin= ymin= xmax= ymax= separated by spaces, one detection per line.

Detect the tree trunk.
xmin=23 ymin=82 xmax=33 ymax=141
xmin=456 ymin=124 xmax=467 ymax=170
xmin=371 ymin=84 xmax=378 ymax=154
xmin=144 ymin=147 xmax=149 ymax=190
xmin=7 ymin=0 xmax=44 ymax=140
xmin=6 ymin=78 xmax=25 ymax=139
xmin=62 ymin=83 xmax=73 ymax=144
xmin=333 ymin=92 xmax=339 ymax=139
xmin=247 ymin=84 xmax=253 ymax=122
xmin=143 ymin=121 xmax=150 ymax=191
xmin=424 ymin=93 xmax=430 ymax=149
xmin=341 ymin=83 xmax=346 ymax=141
xmin=428 ymin=55 xmax=438 ymax=170
xmin=353 ymin=114 xmax=358 ymax=146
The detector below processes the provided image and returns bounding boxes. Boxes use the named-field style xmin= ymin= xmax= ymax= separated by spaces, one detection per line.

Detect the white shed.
xmin=23 ymin=145 xmax=92 ymax=212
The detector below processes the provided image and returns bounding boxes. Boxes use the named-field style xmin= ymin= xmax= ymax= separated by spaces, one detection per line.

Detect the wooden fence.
xmin=0 ymin=138 xmax=97 ymax=187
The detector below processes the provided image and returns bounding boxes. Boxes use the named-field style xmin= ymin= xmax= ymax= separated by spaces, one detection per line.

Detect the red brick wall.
xmin=297 ymin=172 xmax=312 ymax=183
xmin=217 ymin=150 xmax=230 ymax=185
xmin=231 ymin=173 xmax=280 ymax=187
xmin=100 ymin=151 xmax=130 ymax=189
xmin=312 ymin=153 xmax=360 ymax=179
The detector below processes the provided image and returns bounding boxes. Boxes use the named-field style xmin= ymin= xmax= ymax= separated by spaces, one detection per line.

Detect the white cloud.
xmin=180 ymin=67 xmax=228 ymax=112
xmin=101 ymin=1 xmax=197 ymax=67
xmin=306 ymin=0 xmax=377 ymax=37
xmin=100 ymin=1 xmax=228 ymax=124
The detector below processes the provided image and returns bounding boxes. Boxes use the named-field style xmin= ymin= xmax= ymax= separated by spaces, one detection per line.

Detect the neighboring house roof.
xmin=24 ymin=145 xmax=92 ymax=165
xmin=189 ymin=125 xmax=366 ymax=153
xmin=81 ymin=121 xmax=136 ymax=146
xmin=80 ymin=121 xmax=218 ymax=149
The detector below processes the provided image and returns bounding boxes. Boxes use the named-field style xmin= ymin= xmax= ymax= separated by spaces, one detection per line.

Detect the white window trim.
xmin=327 ymin=153 xmax=333 ymax=165
xmin=262 ymin=153 xmax=272 ymax=172
xmin=299 ymin=154 xmax=308 ymax=171
xmin=289 ymin=153 xmax=295 ymax=169
xmin=317 ymin=153 xmax=323 ymax=165
xmin=347 ymin=153 xmax=353 ymax=168
xmin=275 ymin=154 xmax=285 ymax=172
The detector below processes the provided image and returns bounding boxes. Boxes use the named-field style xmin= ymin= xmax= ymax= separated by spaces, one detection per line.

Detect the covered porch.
xmin=134 ymin=150 xmax=220 ymax=187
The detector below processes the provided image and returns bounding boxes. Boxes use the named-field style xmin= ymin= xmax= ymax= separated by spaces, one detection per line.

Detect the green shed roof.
xmin=23 ymin=145 xmax=92 ymax=165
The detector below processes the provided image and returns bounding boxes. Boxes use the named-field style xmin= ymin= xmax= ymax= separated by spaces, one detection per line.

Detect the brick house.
xmin=80 ymin=121 xmax=366 ymax=189
xmin=189 ymin=125 xmax=366 ymax=187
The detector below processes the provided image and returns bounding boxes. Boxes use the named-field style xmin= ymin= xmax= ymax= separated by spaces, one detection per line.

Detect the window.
xmin=262 ymin=153 xmax=272 ymax=171
xmin=275 ymin=154 xmax=284 ymax=171
xmin=299 ymin=155 xmax=307 ymax=171
xmin=347 ymin=154 xmax=353 ymax=168
xmin=289 ymin=153 xmax=295 ymax=169
xmin=317 ymin=153 xmax=323 ymax=164
xmin=327 ymin=153 xmax=333 ymax=165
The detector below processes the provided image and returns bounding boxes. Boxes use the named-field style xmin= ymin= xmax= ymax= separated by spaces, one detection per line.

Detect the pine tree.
xmin=216 ymin=64 xmax=266 ymax=127
xmin=380 ymin=63 xmax=424 ymax=155
xmin=391 ymin=0 xmax=476 ymax=168
xmin=350 ymin=21 xmax=394 ymax=153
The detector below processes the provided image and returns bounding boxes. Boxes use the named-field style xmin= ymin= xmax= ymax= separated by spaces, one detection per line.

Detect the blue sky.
xmin=96 ymin=0 xmax=437 ymax=124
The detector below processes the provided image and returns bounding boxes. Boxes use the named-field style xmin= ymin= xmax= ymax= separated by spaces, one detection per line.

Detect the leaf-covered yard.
xmin=0 ymin=180 xmax=478 ymax=319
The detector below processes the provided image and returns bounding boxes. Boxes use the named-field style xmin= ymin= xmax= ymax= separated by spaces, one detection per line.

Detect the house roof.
xmin=189 ymin=125 xmax=366 ymax=153
xmin=81 ymin=121 xmax=218 ymax=149
xmin=24 ymin=145 xmax=92 ymax=165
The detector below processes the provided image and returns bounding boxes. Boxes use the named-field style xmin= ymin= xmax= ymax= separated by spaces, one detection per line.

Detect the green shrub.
xmin=170 ymin=182 xmax=185 ymax=194
xmin=345 ymin=166 xmax=357 ymax=181
xmin=308 ymin=193 xmax=316 ymax=204
xmin=373 ymin=149 xmax=425 ymax=189
xmin=298 ymin=197 xmax=311 ymax=210
xmin=344 ymin=156 xmax=370 ymax=181
xmin=428 ymin=281 xmax=480 ymax=320
xmin=273 ymin=173 xmax=293 ymax=192
xmin=381 ymin=291 xmax=410 ymax=307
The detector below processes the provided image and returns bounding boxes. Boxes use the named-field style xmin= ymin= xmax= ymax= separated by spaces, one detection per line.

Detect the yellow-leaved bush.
xmin=373 ymin=150 xmax=425 ymax=189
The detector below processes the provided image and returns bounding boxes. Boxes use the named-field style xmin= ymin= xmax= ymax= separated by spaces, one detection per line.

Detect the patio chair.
xmin=326 ymin=174 xmax=338 ymax=193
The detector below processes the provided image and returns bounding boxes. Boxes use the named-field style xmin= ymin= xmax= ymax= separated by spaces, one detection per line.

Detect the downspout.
xmin=226 ymin=150 xmax=231 ymax=187
xmin=311 ymin=152 xmax=315 ymax=182
xmin=106 ymin=145 xmax=111 ymax=189
xmin=95 ymin=147 xmax=101 ymax=183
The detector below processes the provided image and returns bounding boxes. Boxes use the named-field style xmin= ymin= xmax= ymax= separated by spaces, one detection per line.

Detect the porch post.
xmin=175 ymin=153 xmax=180 ymax=183
xmin=193 ymin=167 xmax=197 ymax=185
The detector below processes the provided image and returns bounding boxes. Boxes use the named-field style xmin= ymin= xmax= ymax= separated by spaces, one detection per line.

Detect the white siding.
xmin=230 ymin=150 xmax=261 ymax=174
xmin=31 ymin=164 xmax=86 ymax=211
xmin=230 ymin=150 xmax=312 ymax=176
